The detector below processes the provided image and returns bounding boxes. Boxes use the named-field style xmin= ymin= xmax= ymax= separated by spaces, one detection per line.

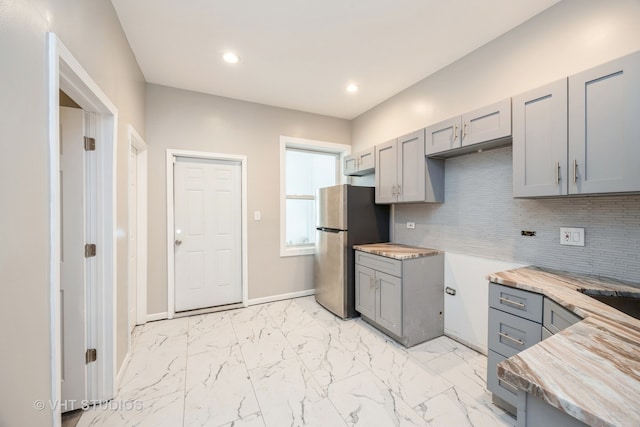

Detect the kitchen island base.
xmin=354 ymin=244 xmax=444 ymax=348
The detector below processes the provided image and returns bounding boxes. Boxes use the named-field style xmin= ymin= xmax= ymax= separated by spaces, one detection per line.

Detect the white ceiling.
xmin=111 ymin=0 xmax=560 ymax=120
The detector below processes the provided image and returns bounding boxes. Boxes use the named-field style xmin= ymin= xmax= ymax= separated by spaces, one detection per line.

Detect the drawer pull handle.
xmin=500 ymin=378 xmax=519 ymax=394
xmin=499 ymin=332 xmax=524 ymax=346
xmin=499 ymin=296 xmax=525 ymax=308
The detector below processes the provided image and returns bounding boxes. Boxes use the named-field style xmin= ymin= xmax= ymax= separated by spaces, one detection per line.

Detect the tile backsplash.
xmin=394 ymin=146 xmax=640 ymax=283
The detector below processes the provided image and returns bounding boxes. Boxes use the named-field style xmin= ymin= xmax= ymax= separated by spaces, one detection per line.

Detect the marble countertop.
xmin=488 ymin=266 xmax=640 ymax=427
xmin=353 ymin=243 xmax=443 ymax=260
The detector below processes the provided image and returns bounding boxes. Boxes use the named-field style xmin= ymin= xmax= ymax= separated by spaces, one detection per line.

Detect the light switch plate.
xmin=560 ymin=227 xmax=584 ymax=246
xmin=406 ymin=222 xmax=415 ymax=229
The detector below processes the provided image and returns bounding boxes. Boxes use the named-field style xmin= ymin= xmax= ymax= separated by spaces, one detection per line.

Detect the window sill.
xmin=280 ymin=245 xmax=315 ymax=257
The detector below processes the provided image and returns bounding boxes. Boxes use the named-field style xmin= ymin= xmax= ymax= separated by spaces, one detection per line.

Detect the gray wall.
xmin=145 ymin=84 xmax=351 ymax=314
xmin=352 ymin=0 xmax=640 ymax=150
xmin=0 ymin=0 xmax=145 ymax=425
xmin=352 ymin=0 xmax=640 ymax=282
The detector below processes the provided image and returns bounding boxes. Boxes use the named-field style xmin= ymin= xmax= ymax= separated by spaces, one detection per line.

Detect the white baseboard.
xmin=148 ymin=291 xmax=315 ymax=321
xmin=247 ymin=289 xmax=315 ymax=306
xmin=115 ymin=351 xmax=131 ymax=391
xmin=146 ymin=312 xmax=168 ymax=322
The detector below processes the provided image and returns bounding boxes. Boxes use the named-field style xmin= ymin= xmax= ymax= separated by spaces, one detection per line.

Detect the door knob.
xmin=175 ymin=239 xmax=182 ymax=246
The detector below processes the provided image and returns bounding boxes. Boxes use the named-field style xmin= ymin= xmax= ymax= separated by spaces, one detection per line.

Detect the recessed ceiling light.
xmin=346 ymin=83 xmax=359 ymax=93
xmin=223 ymin=52 xmax=240 ymax=64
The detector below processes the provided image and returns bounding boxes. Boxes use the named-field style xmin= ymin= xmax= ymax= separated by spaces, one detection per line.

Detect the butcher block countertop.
xmin=353 ymin=243 xmax=443 ymax=260
xmin=488 ymin=266 xmax=640 ymax=427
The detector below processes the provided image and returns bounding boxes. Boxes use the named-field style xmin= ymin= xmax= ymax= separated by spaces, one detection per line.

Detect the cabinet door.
xmin=568 ymin=51 xmax=640 ymax=194
xmin=357 ymin=147 xmax=375 ymax=174
xmin=375 ymin=140 xmax=398 ymax=204
xmin=376 ymin=271 xmax=402 ymax=337
xmin=343 ymin=154 xmax=358 ymax=175
xmin=461 ymin=98 xmax=512 ymax=147
xmin=425 ymin=116 xmax=461 ymax=156
xmin=397 ymin=130 xmax=426 ymax=203
xmin=513 ymin=79 xmax=568 ymax=197
xmin=355 ymin=264 xmax=376 ymax=320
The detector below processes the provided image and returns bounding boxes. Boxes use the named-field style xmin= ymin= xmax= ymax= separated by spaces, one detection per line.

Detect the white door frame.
xmin=166 ymin=149 xmax=248 ymax=319
xmin=48 ymin=33 xmax=118 ymax=426
xmin=128 ymin=126 xmax=148 ymax=333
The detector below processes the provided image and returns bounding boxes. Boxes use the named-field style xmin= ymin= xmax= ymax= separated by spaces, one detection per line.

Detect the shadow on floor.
xmin=62 ymin=409 xmax=83 ymax=427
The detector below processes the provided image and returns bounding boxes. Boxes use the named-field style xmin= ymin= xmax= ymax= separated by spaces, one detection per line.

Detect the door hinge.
xmin=84 ymin=136 xmax=96 ymax=151
xmin=84 ymin=244 xmax=97 ymax=258
xmin=85 ymin=348 xmax=97 ymax=364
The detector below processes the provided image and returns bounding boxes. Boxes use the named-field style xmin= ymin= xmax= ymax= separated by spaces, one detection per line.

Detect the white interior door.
xmin=174 ymin=157 xmax=242 ymax=312
xmin=60 ymin=106 xmax=87 ymax=411
xmin=128 ymin=147 xmax=138 ymax=333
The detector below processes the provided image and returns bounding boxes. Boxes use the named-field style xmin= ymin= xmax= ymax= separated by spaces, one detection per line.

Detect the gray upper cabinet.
xmin=425 ymin=98 xmax=512 ymax=157
xmin=513 ymin=79 xmax=568 ymax=197
xmin=568 ymin=51 xmax=640 ymax=195
xmin=461 ymin=98 xmax=512 ymax=147
xmin=374 ymin=139 xmax=398 ymax=203
xmin=397 ymin=130 xmax=426 ymax=202
xmin=375 ymin=130 xmax=444 ymax=204
xmin=425 ymin=116 xmax=461 ymax=155
xmin=343 ymin=147 xmax=375 ymax=176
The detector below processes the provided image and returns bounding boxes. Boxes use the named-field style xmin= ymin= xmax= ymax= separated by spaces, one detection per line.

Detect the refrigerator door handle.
xmin=316 ymin=227 xmax=342 ymax=233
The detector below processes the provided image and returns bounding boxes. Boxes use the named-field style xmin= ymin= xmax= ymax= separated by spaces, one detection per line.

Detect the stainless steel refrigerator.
xmin=314 ymin=184 xmax=390 ymax=319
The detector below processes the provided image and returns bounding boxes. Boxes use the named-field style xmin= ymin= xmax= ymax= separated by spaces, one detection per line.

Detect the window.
xmin=280 ymin=136 xmax=350 ymax=257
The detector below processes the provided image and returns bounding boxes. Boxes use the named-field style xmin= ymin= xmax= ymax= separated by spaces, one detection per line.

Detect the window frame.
xmin=280 ymin=136 xmax=350 ymax=257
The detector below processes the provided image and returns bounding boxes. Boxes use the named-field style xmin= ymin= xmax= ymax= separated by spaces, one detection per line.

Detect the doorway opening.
xmin=48 ymin=33 xmax=118 ymax=426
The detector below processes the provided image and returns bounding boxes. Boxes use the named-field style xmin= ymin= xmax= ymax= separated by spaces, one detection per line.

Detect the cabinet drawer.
xmin=355 ymin=251 xmax=401 ymax=277
xmin=489 ymin=283 xmax=543 ymax=323
xmin=543 ymin=298 xmax=581 ymax=335
xmin=487 ymin=350 xmax=519 ymax=407
xmin=489 ymin=308 xmax=541 ymax=358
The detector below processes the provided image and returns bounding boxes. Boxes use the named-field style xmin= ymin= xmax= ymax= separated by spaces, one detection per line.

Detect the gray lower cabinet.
xmin=355 ymin=250 xmax=444 ymax=347
xmin=487 ymin=283 xmax=542 ymax=414
xmin=488 ymin=283 xmax=585 ymax=423
xmin=517 ymin=392 xmax=588 ymax=427
xmin=543 ymin=297 xmax=580 ymax=335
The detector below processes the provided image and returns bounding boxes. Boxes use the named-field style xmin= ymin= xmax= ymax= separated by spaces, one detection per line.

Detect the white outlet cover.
xmin=406 ymin=222 xmax=416 ymax=229
xmin=560 ymin=227 xmax=584 ymax=247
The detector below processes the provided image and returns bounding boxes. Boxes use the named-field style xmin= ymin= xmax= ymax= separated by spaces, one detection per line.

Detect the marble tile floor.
xmin=77 ymin=296 xmax=515 ymax=427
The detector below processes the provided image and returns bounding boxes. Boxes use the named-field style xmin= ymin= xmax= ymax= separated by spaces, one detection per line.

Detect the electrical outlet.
xmin=406 ymin=222 xmax=415 ymax=229
xmin=560 ymin=227 xmax=584 ymax=246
